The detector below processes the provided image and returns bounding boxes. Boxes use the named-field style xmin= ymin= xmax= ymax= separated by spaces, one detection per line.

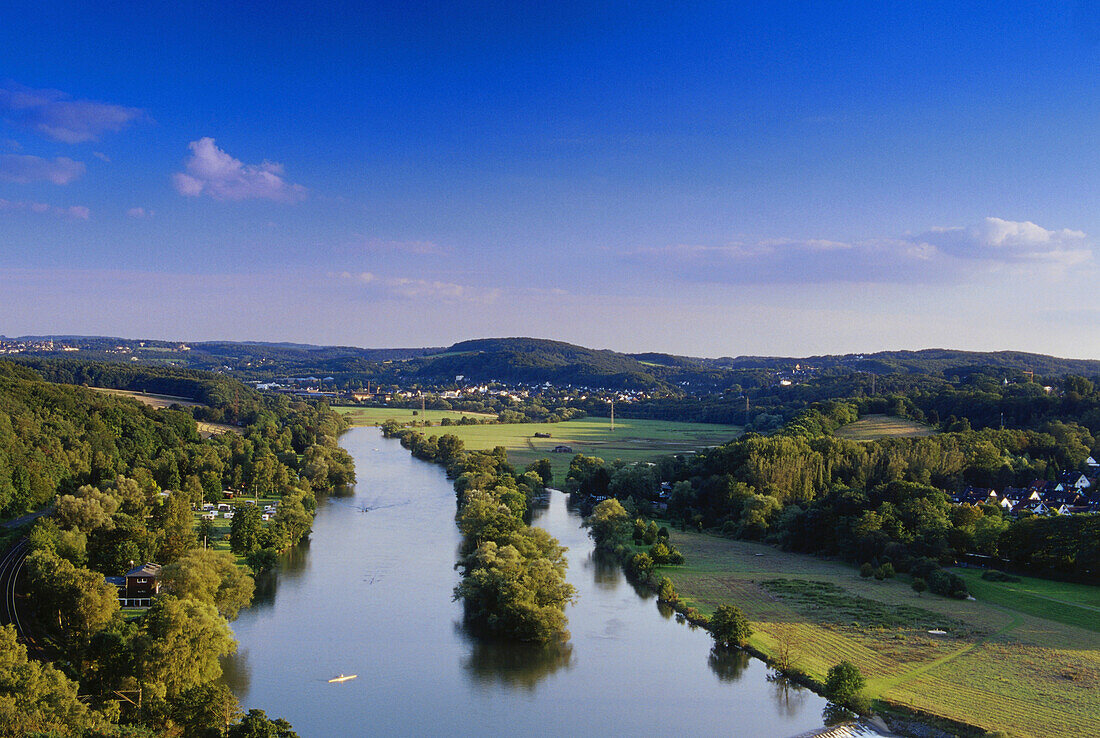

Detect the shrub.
xmin=824 ymin=661 xmax=865 ymax=704
xmin=928 ymin=569 xmax=969 ymax=599
xmin=657 ymin=576 xmax=678 ymax=604
xmin=911 ymin=577 xmax=927 ymax=596
xmin=629 ymin=552 xmax=654 ymax=579
xmin=860 ymin=563 xmax=874 ymax=578
xmin=709 ymin=604 xmax=752 ymax=648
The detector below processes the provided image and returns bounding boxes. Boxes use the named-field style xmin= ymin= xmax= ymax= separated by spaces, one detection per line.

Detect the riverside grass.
xmin=337 ymin=409 xmax=742 ymax=481
xmin=660 ymin=530 xmax=1100 ymax=738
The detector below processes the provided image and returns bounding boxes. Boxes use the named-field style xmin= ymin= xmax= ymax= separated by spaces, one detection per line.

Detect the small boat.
xmin=328 ymin=674 xmax=358 ymax=683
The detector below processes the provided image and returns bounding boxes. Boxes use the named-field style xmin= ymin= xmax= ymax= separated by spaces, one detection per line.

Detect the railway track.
xmin=0 ymin=537 xmax=31 ymax=640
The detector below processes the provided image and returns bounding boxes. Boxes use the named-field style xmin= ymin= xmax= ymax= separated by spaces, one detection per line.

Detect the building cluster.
xmin=0 ymin=338 xmax=80 ymax=354
xmin=952 ymin=459 xmax=1100 ymax=516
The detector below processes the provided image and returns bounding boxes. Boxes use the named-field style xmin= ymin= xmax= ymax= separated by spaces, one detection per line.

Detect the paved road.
xmin=1 ymin=508 xmax=51 ymax=530
xmin=0 ymin=537 xmax=31 ymax=640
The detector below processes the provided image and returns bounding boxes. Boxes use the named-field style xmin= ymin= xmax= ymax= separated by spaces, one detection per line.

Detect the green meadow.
xmin=660 ymin=530 xmax=1100 ymax=738
xmin=337 ymin=407 xmax=742 ymax=481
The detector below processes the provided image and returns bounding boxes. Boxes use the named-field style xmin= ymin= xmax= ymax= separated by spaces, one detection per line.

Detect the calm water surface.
xmin=224 ymin=427 xmax=830 ymax=736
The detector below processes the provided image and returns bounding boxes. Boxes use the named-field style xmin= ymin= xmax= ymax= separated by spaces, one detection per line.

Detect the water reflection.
xmin=586 ymin=548 xmax=624 ymax=592
xmin=707 ymin=647 xmax=750 ymax=682
xmin=656 ymin=601 xmax=675 ymax=620
xmin=248 ymin=537 xmax=312 ymax=610
xmin=459 ymin=625 xmax=574 ymax=690
xmin=220 ymin=647 xmax=251 ymax=695
xmin=822 ymin=703 xmax=857 ymax=727
xmin=767 ymin=673 xmax=809 ymax=718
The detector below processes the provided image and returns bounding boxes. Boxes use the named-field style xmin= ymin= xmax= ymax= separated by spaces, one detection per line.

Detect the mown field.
xmin=834 ymin=414 xmax=936 ymax=441
xmin=421 ymin=417 xmax=742 ymax=480
xmin=953 ymin=569 xmax=1100 ymax=634
xmin=338 ymin=408 xmax=742 ymax=480
xmin=90 ymin=387 xmax=241 ymax=438
xmin=660 ymin=531 xmax=1100 ymax=737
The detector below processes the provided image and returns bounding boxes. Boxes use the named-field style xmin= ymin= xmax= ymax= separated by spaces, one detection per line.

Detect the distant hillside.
xmin=6 ymin=335 xmax=1100 ymax=390
xmin=714 ymin=349 xmax=1100 ymax=378
xmin=417 ymin=337 xmax=668 ymax=388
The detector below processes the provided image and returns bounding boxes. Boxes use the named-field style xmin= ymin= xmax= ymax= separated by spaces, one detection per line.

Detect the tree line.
xmin=381 ymin=423 xmax=575 ymax=643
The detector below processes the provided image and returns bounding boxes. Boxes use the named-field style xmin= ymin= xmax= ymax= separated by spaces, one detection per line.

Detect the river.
xmin=223 ymin=426 xmax=833 ymax=736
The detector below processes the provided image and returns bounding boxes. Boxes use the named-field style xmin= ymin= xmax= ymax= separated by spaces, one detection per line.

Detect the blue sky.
xmin=2 ymin=1 xmax=1100 ymax=357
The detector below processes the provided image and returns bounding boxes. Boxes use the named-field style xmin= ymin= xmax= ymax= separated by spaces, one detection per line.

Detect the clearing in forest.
xmin=834 ymin=414 xmax=936 ymax=440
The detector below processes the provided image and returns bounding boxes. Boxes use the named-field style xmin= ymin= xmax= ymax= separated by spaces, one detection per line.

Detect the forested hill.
xmin=7 ymin=335 xmax=1100 ymax=390
xmin=713 ymin=349 xmax=1100 ymax=377
xmin=414 ymin=337 xmax=668 ymax=388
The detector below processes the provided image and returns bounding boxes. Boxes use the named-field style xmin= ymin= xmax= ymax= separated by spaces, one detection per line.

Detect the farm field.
xmin=335 ymin=406 xmax=496 ymax=425
xmin=89 ymin=387 xmax=241 ymax=437
xmin=661 ymin=530 xmax=1100 ymax=738
xmin=834 ymin=414 xmax=936 ymax=440
xmin=419 ymin=417 xmax=741 ymax=480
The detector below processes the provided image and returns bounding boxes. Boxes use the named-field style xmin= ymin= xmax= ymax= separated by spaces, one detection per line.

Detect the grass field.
xmin=337 ymin=408 xmax=742 ymax=480
xmin=661 ymin=531 xmax=1100 ymax=737
xmin=835 ymin=414 xmax=936 ymax=441
xmin=90 ymin=387 xmax=241 ymax=438
xmin=953 ymin=569 xmax=1100 ymax=634
xmin=420 ymin=417 xmax=742 ymax=480
xmin=335 ymin=406 xmax=496 ymax=425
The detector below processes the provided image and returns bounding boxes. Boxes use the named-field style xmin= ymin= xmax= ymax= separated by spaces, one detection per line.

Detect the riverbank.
xmin=224 ymin=426 xmax=834 ymax=736
xmin=660 ymin=528 xmax=1100 ymax=738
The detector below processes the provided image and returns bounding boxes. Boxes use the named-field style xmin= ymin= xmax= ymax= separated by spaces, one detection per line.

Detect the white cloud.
xmin=626 ymin=217 xmax=1091 ymax=285
xmin=913 ymin=217 xmax=1090 ymax=266
xmin=172 ymin=137 xmax=306 ymax=202
xmin=127 ymin=207 xmax=152 ymax=219
xmin=93 ymin=151 xmax=111 ymax=162
xmin=0 ymin=84 xmax=144 ymax=143
xmin=0 ymin=198 xmax=89 ymax=219
xmin=336 ymin=271 xmax=499 ymax=303
xmin=0 ymin=154 xmax=85 ymax=184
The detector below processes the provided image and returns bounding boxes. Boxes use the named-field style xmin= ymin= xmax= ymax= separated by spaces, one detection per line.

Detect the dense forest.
xmin=567 ymin=399 xmax=1100 ymax=587
xmin=0 ymin=360 xmax=353 ymax=736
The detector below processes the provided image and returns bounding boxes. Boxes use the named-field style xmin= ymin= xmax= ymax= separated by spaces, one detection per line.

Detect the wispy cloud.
xmin=0 ymin=84 xmax=145 ymax=143
xmin=127 ymin=207 xmax=152 ymax=219
xmin=337 ymin=271 xmax=499 ymax=303
xmin=626 ymin=218 xmax=1091 ymax=285
xmin=352 ymin=236 xmax=448 ymax=255
xmin=173 ymin=137 xmax=307 ymax=202
xmin=0 ymin=153 xmax=85 ymax=184
xmin=0 ymin=198 xmax=89 ymax=219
